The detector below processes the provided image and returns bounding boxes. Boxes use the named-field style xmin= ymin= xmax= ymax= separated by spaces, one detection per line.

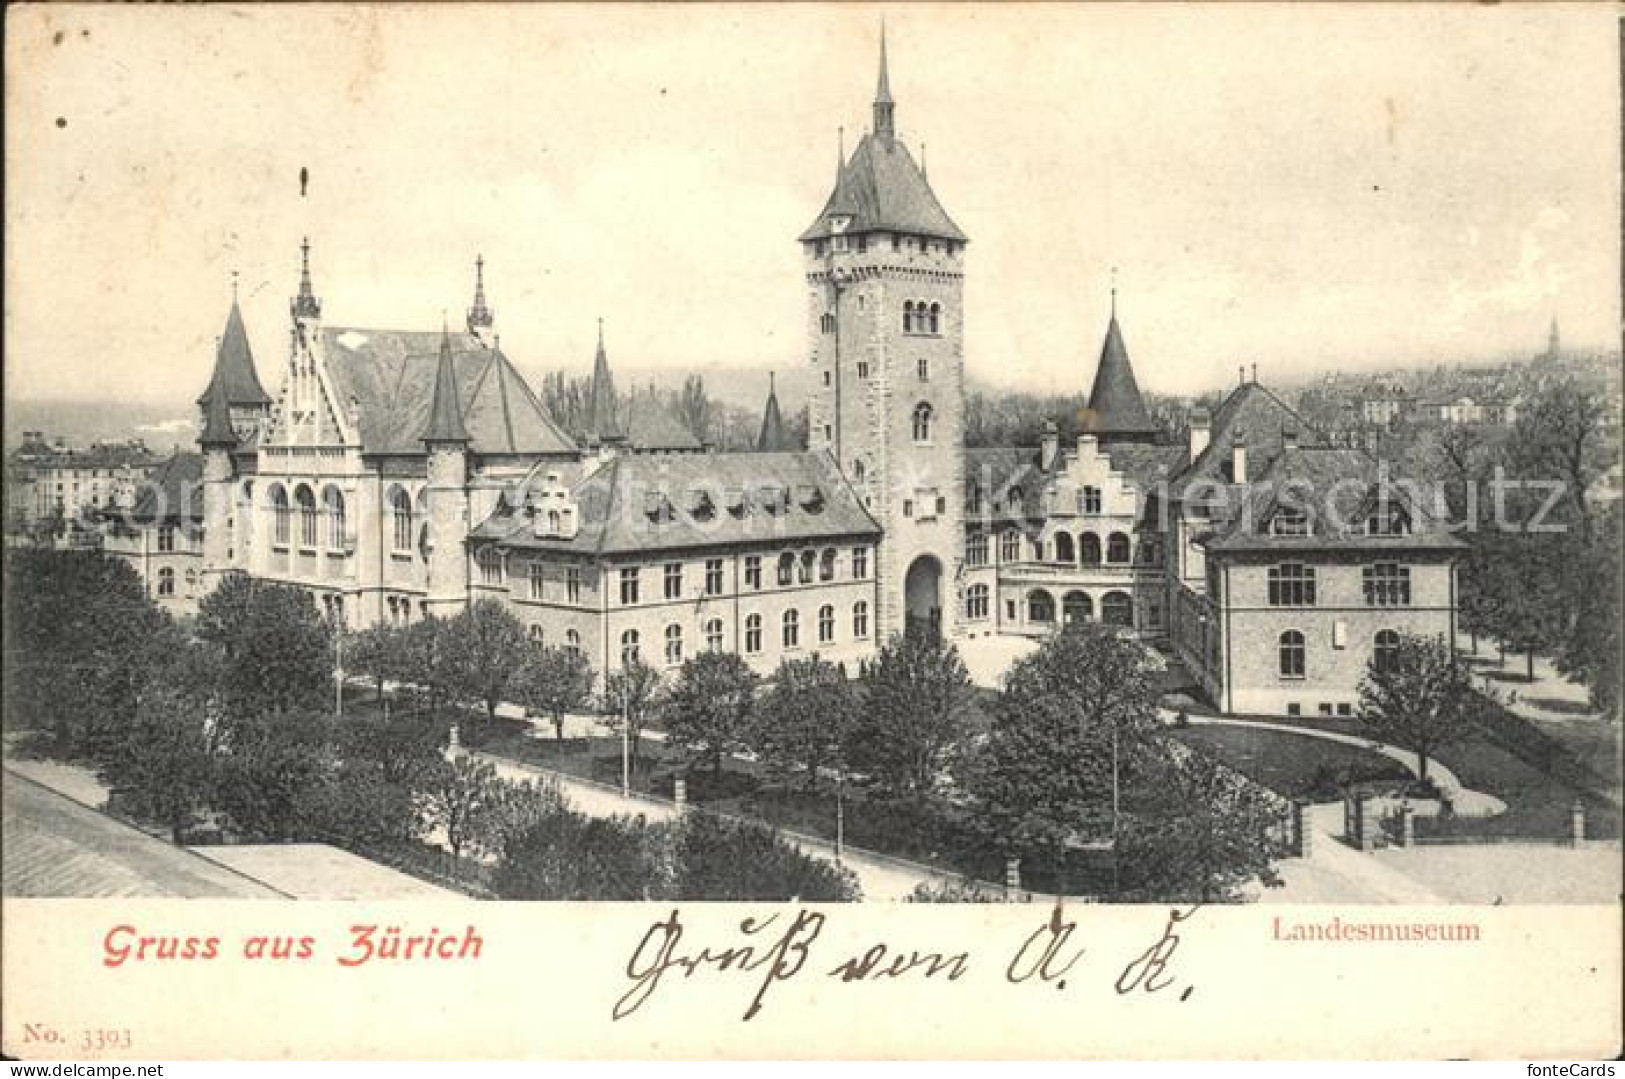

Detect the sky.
xmin=6 ymin=3 xmax=1619 ymax=422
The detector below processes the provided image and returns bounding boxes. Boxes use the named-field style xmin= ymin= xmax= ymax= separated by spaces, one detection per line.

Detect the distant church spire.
xmin=422 ymin=319 xmax=471 ymax=444
xmin=756 ymin=371 xmax=790 ymax=452
xmin=467 ymin=255 xmax=494 ymax=335
xmin=1547 ymin=315 xmax=1561 ymax=359
xmin=587 ymin=318 xmax=623 ymax=443
xmin=873 ymin=22 xmax=895 ymax=144
xmin=291 ymin=236 xmax=321 ymax=320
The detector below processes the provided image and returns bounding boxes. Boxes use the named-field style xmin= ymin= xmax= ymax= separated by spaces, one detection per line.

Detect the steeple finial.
xmin=1110 ymin=267 xmax=1118 ymax=319
xmin=291 ymin=236 xmax=321 ymax=320
xmin=467 ymin=254 xmax=493 ymax=334
xmin=873 ymin=21 xmax=895 ymax=144
xmin=230 ymin=269 xmax=239 ymax=302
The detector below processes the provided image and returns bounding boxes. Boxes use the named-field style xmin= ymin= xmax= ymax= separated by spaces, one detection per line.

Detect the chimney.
xmin=1188 ymin=408 xmax=1211 ymax=463
xmin=1231 ymin=429 xmax=1248 ymax=484
xmin=1039 ymin=419 xmax=1060 ymax=471
xmin=1238 ymin=365 xmax=1246 ymax=387
xmin=1251 ymin=362 xmax=1259 ymax=384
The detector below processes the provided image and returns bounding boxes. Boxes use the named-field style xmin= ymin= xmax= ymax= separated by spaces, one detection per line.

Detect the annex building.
xmin=154 ymin=33 xmax=1460 ymax=717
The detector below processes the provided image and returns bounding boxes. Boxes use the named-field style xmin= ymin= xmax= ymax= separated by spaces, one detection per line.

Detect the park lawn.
xmin=1167 ymin=724 xmax=1410 ymax=801
xmin=1414 ymin=739 xmax=1621 ymax=841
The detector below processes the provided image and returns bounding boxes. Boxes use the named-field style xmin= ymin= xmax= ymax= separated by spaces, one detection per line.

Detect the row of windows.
xmin=1267 ymin=504 xmax=1412 ymax=538
xmin=268 ymin=483 xmax=348 ymax=551
xmin=966 ymin=485 xmax=1104 ymax=516
xmin=153 ymin=566 xmax=198 ymax=597
xmin=620 ymin=601 xmax=872 ymax=666
xmin=811 ymin=234 xmax=961 ymax=259
xmin=901 ymin=301 xmax=942 ymax=335
xmin=1267 ymin=563 xmax=1414 ymax=608
xmin=1279 ymin=629 xmax=1400 ymax=678
xmin=614 ymin=547 xmax=870 ymax=605
xmin=965 ymin=530 xmax=1150 ymax=567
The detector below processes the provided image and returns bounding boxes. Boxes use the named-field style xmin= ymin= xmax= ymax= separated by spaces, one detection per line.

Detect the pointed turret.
xmin=1083 ymin=289 xmax=1159 ymax=441
xmin=1546 ymin=315 xmax=1561 ymax=360
xmin=196 ymin=295 xmax=272 ymax=409
xmin=874 ymin=22 xmax=895 ymax=143
xmin=198 ymin=374 xmax=239 ymax=448
xmin=757 ymin=372 xmax=790 ymax=451
xmin=291 ymin=237 xmax=321 ymax=320
xmin=422 ymin=322 xmax=471 ymax=444
xmin=586 ymin=319 xmax=623 ymax=443
xmin=467 ymin=255 xmax=494 ymax=336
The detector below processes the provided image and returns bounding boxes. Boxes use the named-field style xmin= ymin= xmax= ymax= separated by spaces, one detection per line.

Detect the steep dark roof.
xmin=196 ymin=300 xmax=271 ymax=408
xmin=964 ymin=447 xmax=1045 ymax=522
xmin=1200 ymin=447 xmax=1464 ymax=554
xmin=1169 ymin=381 xmax=1324 ymax=497
xmin=319 ymin=327 xmax=575 ymax=457
xmin=422 ymin=329 xmax=472 ymax=444
xmin=1101 ymin=441 xmax=1185 ymax=490
xmin=472 ymin=451 xmax=879 ymax=556
xmin=1082 ymin=314 xmax=1158 ymax=439
xmin=756 ymin=376 xmax=791 ymax=451
xmin=585 ymin=327 xmax=622 ymax=443
xmin=198 ymin=375 xmax=238 ymax=448
xmin=129 ymin=452 xmax=204 ymax=524
xmin=799 ymin=134 xmax=966 ymax=243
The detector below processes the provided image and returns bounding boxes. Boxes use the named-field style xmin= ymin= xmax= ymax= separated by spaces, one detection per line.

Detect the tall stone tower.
xmin=422 ymin=323 xmax=473 ymax=617
xmin=801 ymin=27 xmax=968 ymax=640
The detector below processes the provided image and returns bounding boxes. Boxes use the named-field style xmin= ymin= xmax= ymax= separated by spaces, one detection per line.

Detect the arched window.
xmin=819 ymin=548 xmax=837 ymax=581
xmin=620 ymin=629 xmax=641 ymax=667
xmin=1008 ymin=486 xmax=1025 ymax=515
xmin=1106 ymin=532 xmax=1131 ymax=564
xmin=1054 ymin=532 xmax=1076 ymax=563
xmin=528 ymin=624 xmax=544 ymax=644
xmin=1102 ymin=590 xmax=1133 ymax=627
xmin=912 ymin=403 xmax=933 ymax=443
xmin=852 ymin=600 xmax=869 ymax=639
xmin=1373 ymin=629 xmax=1400 ymax=674
xmin=664 ymin=624 xmax=683 ymax=667
xmin=1028 ymin=590 xmax=1055 ymax=623
xmin=294 ymin=485 xmax=318 ymax=548
xmin=547 ymin=509 xmax=561 ymax=534
xmin=902 ymin=301 xmax=915 ymax=333
xmin=745 ymin=613 xmax=763 ymax=654
xmin=1080 ymin=532 xmax=1102 ymax=565
xmin=270 ymin=484 xmax=290 ymax=546
xmin=928 ymin=302 xmax=941 ymax=334
xmin=798 ymin=550 xmax=816 ymax=584
xmin=818 ymin=604 xmax=835 ymax=643
xmin=705 ymin=618 xmax=724 ymax=652
xmin=390 ymin=487 xmax=413 ymax=552
xmin=156 ymin=567 xmax=175 ymax=597
xmin=782 ymin=608 xmax=800 ymax=649
xmin=323 ymin=486 xmax=346 ymax=551
xmin=777 ymin=552 xmax=795 ymax=586
xmin=564 ymin=629 xmax=581 ymax=654
xmin=967 ymin=584 xmax=990 ymax=620
xmin=1279 ymin=630 xmax=1306 ymax=678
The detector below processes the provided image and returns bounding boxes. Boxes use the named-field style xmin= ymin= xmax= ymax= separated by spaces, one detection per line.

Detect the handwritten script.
xmin=613 ymin=903 xmax=1201 ymax=1022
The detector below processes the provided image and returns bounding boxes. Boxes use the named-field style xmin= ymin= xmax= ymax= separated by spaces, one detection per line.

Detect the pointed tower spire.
xmin=873 ymin=22 xmax=895 ymax=144
xmin=757 ymin=372 xmax=790 ymax=452
xmin=291 ymin=237 xmax=321 ymax=320
xmin=199 ymin=371 xmax=239 ymax=448
xmin=1084 ymin=284 xmax=1159 ymax=442
xmin=587 ymin=318 xmax=623 ymax=443
xmin=197 ymin=287 xmax=272 ymax=410
xmin=1547 ymin=315 xmax=1561 ymax=359
xmin=467 ymin=254 xmax=494 ymax=335
xmin=422 ymin=319 xmax=471 ymax=444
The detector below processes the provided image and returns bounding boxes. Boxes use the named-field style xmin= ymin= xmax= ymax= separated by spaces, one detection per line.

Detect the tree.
xmin=1358 ymin=631 xmax=1478 ymax=783
xmin=601 ymin=656 xmax=663 ymax=771
xmin=674 ymin=374 xmax=711 ymax=443
xmin=751 ymin=655 xmax=856 ymax=789
xmin=101 ymin=679 xmax=216 ymax=842
xmin=494 ymin=810 xmax=669 ymax=900
xmin=663 ymin=652 xmax=757 ymax=776
xmin=418 ymin=754 xmax=503 ymax=863
xmin=670 ymin=813 xmax=859 ymax=901
xmin=1511 ymin=376 xmax=1613 ymax=541
xmin=513 ymin=645 xmax=594 ymax=744
xmin=1118 ymin=744 xmax=1286 ymax=903
xmin=967 ymin=624 xmax=1161 ymax=872
xmin=195 ymin=573 xmax=333 ymax=720
xmin=209 ymin=709 xmax=334 ymax=841
xmin=486 ymin=777 xmax=572 ymax=862
xmin=397 ymin=615 xmax=456 ymax=724
xmin=1553 ymin=502 xmax=1623 ymax=717
xmin=441 ymin=599 xmax=530 ymax=727
xmin=847 ymin=628 xmax=976 ymax=801
xmin=344 ymin=623 xmax=405 ymax=705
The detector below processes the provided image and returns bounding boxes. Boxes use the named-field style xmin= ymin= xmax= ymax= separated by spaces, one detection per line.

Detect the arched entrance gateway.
xmin=1102 ymin=590 xmax=1134 ymax=627
xmin=1062 ymin=590 xmax=1092 ymax=626
xmin=903 ymin=555 xmax=943 ymax=638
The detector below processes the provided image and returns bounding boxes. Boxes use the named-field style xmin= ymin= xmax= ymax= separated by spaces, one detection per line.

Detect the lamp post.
xmin=332 ymin=611 xmax=344 ymax=719
xmin=621 ymin=678 xmax=631 ymax=799
xmin=835 ymin=769 xmax=846 ymax=863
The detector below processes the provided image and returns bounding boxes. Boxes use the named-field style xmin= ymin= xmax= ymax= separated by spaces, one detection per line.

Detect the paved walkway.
xmin=1455 ymin=637 xmax=1603 ymax=724
xmin=462 ymin=747 xmax=955 ymax=901
xmin=1184 ymin=715 xmax=1507 ymax=817
xmin=196 ymin=844 xmax=465 ymax=900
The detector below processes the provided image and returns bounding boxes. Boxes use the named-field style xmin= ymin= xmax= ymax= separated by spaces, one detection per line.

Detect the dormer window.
xmin=1269 ymin=507 xmax=1310 ymax=536
xmin=689 ymin=489 xmax=716 ymax=522
xmin=1366 ymin=499 xmax=1411 ymax=536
